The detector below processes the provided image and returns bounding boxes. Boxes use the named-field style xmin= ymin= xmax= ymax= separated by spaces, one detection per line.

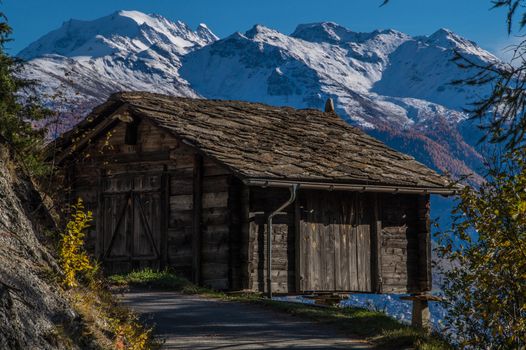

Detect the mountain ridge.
xmin=17 ymin=10 xmax=493 ymax=182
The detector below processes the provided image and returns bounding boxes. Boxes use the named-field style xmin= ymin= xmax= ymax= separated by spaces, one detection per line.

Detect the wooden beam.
xmin=95 ymin=169 xmax=105 ymax=260
xmin=192 ymin=154 xmax=204 ymax=285
xmin=56 ymin=104 xmax=132 ymax=164
xmin=227 ymin=175 xmax=234 ymax=290
xmin=411 ymin=299 xmax=431 ymax=332
xmin=294 ymin=192 xmax=302 ymax=293
xmin=240 ymin=184 xmax=251 ymax=290
xmin=87 ymin=150 xmax=172 ymax=164
xmin=160 ymin=165 xmax=169 ymax=269
xmin=417 ymin=194 xmax=432 ymax=292
xmin=400 ymin=294 xmax=443 ymax=302
xmin=370 ymin=193 xmax=383 ymax=293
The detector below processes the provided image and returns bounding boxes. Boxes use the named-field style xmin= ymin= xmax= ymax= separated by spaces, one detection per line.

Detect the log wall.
xmin=246 ymin=187 xmax=296 ymax=294
xmin=378 ymin=193 xmax=430 ymax=293
xmin=67 ymin=118 xmax=238 ymax=289
xmin=65 ymin=114 xmax=432 ymax=295
xmin=239 ymin=189 xmax=431 ymax=295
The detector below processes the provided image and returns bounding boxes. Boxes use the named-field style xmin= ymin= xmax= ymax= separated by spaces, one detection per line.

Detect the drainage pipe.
xmin=267 ymin=184 xmax=299 ymax=299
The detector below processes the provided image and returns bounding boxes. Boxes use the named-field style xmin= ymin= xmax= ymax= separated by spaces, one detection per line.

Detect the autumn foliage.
xmin=59 ymin=198 xmax=94 ymax=288
xmin=437 ymin=149 xmax=526 ymax=348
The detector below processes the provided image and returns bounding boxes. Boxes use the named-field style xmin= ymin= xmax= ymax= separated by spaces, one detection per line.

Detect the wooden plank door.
xmin=101 ymin=173 xmax=163 ymax=273
xmin=102 ymin=192 xmax=132 ymax=265
xmin=298 ymin=191 xmax=372 ymax=292
xmin=132 ymin=191 xmax=161 ymax=266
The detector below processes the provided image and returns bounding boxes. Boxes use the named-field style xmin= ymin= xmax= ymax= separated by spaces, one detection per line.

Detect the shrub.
xmin=110 ymin=314 xmax=154 ymax=350
xmin=436 ymin=149 xmax=526 ymax=348
xmin=59 ymin=197 xmax=94 ymax=288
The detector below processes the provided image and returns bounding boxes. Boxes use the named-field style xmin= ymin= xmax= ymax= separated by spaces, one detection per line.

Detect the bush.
xmin=436 ymin=149 xmax=526 ymax=348
xmin=58 ymin=198 xmax=94 ymax=288
xmin=110 ymin=314 xmax=154 ymax=350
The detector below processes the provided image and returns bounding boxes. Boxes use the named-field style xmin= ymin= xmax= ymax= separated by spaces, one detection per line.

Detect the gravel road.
xmin=119 ymin=290 xmax=373 ymax=350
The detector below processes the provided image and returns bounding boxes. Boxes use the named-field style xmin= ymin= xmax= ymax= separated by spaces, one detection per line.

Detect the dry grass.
xmin=53 ymin=272 xmax=163 ymax=350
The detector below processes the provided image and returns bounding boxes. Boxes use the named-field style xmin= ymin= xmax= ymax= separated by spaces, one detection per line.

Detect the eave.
xmin=243 ymin=178 xmax=459 ymax=196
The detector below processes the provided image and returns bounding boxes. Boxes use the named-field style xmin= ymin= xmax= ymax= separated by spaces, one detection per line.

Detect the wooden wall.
xmin=242 ymin=189 xmax=431 ymax=295
xmin=245 ymin=187 xmax=296 ymax=294
xmin=378 ymin=193 xmax=431 ymax=294
xmin=166 ymin=144 xmax=195 ymax=280
xmin=298 ymin=190 xmax=373 ymax=293
xmin=66 ymin=117 xmax=239 ymax=289
xmin=200 ymin=158 xmax=237 ymax=290
xmin=64 ymin=112 xmax=432 ymax=295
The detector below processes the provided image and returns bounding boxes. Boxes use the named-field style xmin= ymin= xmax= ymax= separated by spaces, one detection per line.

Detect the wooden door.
xmin=101 ymin=173 xmax=162 ymax=273
xmin=298 ymin=191 xmax=372 ymax=292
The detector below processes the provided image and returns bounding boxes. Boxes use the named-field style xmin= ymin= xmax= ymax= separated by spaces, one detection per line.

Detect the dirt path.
xmin=118 ymin=290 xmax=373 ymax=350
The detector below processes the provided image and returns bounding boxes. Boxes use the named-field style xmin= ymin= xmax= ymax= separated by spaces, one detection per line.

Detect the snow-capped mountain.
xmin=18 ymin=10 xmax=496 ymax=182
xmin=19 ymin=10 xmax=217 ymax=129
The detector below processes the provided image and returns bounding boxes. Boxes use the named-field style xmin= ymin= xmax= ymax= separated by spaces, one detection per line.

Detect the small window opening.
xmin=124 ymin=120 xmax=139 ymax=145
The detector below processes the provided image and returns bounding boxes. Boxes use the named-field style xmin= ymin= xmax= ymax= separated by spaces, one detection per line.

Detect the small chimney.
xmin=324 ymin=98 xmax=335 ymax=113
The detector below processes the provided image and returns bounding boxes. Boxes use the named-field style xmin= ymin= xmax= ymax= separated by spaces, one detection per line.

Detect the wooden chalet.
xmin=53 ymin=92 xmax=454 ymax=301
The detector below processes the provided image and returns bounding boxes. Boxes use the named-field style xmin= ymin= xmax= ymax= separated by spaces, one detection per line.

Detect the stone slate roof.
xmin=59 ymin=91 xmax=453 ymax=190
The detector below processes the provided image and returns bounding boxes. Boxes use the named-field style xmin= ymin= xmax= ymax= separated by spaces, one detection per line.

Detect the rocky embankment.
xmin=0 ymin=144 xmax=98 ymax=349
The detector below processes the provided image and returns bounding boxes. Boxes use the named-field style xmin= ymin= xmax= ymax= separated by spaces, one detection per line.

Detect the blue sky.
xmin=2 ymin=0 xmax=518 ymax=59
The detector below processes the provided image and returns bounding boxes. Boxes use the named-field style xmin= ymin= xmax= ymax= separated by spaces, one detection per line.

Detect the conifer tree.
xmin=0 ymin=13 xmax=50 ymax=174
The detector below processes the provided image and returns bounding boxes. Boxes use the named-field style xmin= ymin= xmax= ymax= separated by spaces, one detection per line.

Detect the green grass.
xmin=243 ymin=298 xmax=451 ymax=349
xmin=109 ymin=269 xmax=452 ymax=350
xmin=108 ymin=268 xmax=208 ymax=294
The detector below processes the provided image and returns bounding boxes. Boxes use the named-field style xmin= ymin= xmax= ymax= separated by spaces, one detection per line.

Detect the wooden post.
xmin=128 ymin=181 xmax=136 ymax=271
xmin=294 ymin=196 xmax=302 ymax=293
xmin=192 ymin=154 xmax=203 ymax=285
xmin=412 ymin=299 xmax=431 ymax=331
xmin=370 ymin=193 xmax=382 ymax=293
xmin=240 ymin=184 xmax=251 ymax=290
xmin=417 ymin=194 xmax=432 ymax=292
xmin=96 ymin=169 xmax=105 ymax=260
xmin=401 ymin=294 xmax=441 ymax=332
xmin=159 ymin=165 xmax=169 ymax=270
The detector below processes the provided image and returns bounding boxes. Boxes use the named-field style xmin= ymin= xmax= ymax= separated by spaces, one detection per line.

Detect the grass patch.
xmin=240 ymin=298 xmax=451 ymax=350
xmin=108 ymin=269 xmax=210 ymax=295
xmin=109 ymin=269 xmax=451 ymax=350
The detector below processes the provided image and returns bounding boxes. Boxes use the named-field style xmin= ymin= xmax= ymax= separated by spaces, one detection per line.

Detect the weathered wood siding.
xmin=243 ymin=189 xmax=430 ymax=295
xmin=66 ymin=114 xmax=432 ymax=294
xmin=200 ymin=158 xmax=235 ymax=290
xmin=68 ymin=118 xmax=238 ymax=289
xmin=247 ymin=187 xmax=296 ymax=294
xmin=167 ymin=144 xmax=195 ymax=280
xmin=298 ymin=191 xmax=373 ymax=293
xmin=69 ymin=120 xmax=179 ymax=273
xmin=378 ymin=193 xmax=430 ymax=293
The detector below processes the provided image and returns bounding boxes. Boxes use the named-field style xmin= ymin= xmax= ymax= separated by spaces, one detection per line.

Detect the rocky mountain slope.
xmin=19 ymin=10 xmax=217 ymax=131
xmin=18 ymin=10 xmax=496 ymax=181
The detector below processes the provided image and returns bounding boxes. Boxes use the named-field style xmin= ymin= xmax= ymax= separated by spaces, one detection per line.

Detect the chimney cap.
xmin=324 ymin=98 xmax=335 ymax=113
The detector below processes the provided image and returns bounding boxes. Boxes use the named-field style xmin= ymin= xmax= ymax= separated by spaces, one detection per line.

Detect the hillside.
xmin=0 ymin=143 xmax=97 ymax=349
xmin=1 ymin=136 xmax=162 ymax=349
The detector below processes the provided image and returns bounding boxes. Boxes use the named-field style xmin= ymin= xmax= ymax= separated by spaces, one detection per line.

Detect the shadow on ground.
xmin=119 ymin=290 xmax=373 ymax=350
